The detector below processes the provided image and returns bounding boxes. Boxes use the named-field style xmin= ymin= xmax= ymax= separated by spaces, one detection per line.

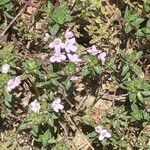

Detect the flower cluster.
xmin=7 ymin=76 xmax=22 ymax=92
xmin=48 ymin=29 xmax=81 ymax=64
xmin=1 ymin=64 xmax=10 ymax=74
xmin=47 ymin=30 xmax=107 ymax=65
xmin=70 ymin=76 xmax=81 ymax=83
xmin=87 ymin=45 xmax=107 ymax=62
xmin=30 ymin=99 xmax=41 ymax=113
xmin=95 ymin=126 xmax=111 ymax=141
xmin=52 ymin=98 xmax=64 ymax=113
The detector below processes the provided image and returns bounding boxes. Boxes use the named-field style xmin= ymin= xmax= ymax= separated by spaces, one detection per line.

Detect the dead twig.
xmin=59 ymin=121 xmax=79 ymax=150
xmin=97 ymin=93 xmax=128 ymax=102
xmin=63 ymin=111 xmax=94 ymax=150
xmin=0 ymin=4 xmax=27 ymax=37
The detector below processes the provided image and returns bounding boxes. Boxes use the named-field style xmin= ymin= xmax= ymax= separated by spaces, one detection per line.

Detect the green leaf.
xmin=41 ymin=147 xmax=46 ymax=150
xmin=4 ymin=90 xmax=12 ymax=102
xmin=3 ymin=42 xmax=14 ymax=52
xmin=94 ymin=65 xmax=102 ymax=75
xmin=36 ymin=81 xmax=51 ymax=87
xmin=141 ymin=91 xmax=150 ymax=96
xmin=124 ymin=8 xmax=130 ymax=21
xmin=50 ymin=24 xmax=60 ymax=36
xmin=129 ymin=92 xmax=137 ymax=102
xmin=87 ymin=131 xmax=97 ymax=139
xmin=43 ymin=129 xmax=50 ymax=142
xmin=0 ymin=0 xmax=11 ymax=5
xmin=143 ymin=111 xmax=149 ymax=120
xmin=64 ymin=63 xmax=76 ymax=76
xmin=136 ymin=30 xmax=145 ymax=37
xmin=125 ymin=25 xmax=133 ymax=33
xmin=32 ymin=125 xmax=39 ymax=134
xmin=31 ymin=130 xmax=38 ymax=137
xmin=128 ymin=51 xmax=143 ymax=63
xmin=46 ymin=1 xmax=53 ymax=12
xmin=121 ymin=64 xmax=129 ymax=76
xmin=131 ymin=18 xmax=144 ymax=27
xmin=63 ymin=78 xmax=71 ymax=91
xmin=105 ymin=57 xmax=116 ymax=69
xmin=19 ymin=122 xmax=29 ymax=130
xmin=80 ymin=66 xmax=90 ymax=76
xmin=116 ymin=105 xmax=125 ymax=114
xmin=0 ymin=74 xmax=9 ymax=88
xmin=47 ymin=118 xmax=54 ymax=126
xmin=131 ymin=103 xmax=143 ymax=120
xmin=48 ymin=90 xmax=54 ymax=100
xmin=51 ymin=4 xmax=71 ymax=25
xmin=137 ymin=92 xmax=144 ymax=102
xmin=21 ymin=73 xmax=29 ymax=80
xmin=131 ymin=64 xmax=143 ymax=76
xmin=51 ymin=79 xmax=60 ymax=86
xmin=48 ymin=138 xmax=55 ymax=144
xmin=122 ymin=72 xmax=130 ymax=81
xmin=142 ymin=27 xmax=150 ymax=35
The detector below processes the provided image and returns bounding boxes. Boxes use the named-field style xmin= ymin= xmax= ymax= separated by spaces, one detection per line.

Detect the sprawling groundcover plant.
xmin=0 ymin=0 xmax=150 ymax=149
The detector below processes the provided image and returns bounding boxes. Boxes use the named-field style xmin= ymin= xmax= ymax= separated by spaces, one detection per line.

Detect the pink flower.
xmin=67 ymin=54 xmax=82 ymax=63
xmin=30 ymin=99 xmax=41 ymax=113
xmin=98 ymin=52 xmax=107 ymax=62
xmin=70 ymin=76 xmax=81 ymax=82
xmin=98 ymin=129 xmax=111 ymax=141
xmin=7 ymin=76 xmax=21 ymax=92
xmin=64 ymin=38 xmax=77 ymax=53
xmin=95 ymin=126 xmax=103 ymax=133
xmin=44 ymin=33 xmax=50 ymax=42
xmin=52 ymin=98 xmax=64 ymax=112
xmin=50 ymin=52 xmax=66 ymax=63
xmin=1 ymin=64 xmax=10 ymax=73
xmin=65 ymin=29 xmax=74 ymax=39
xmin=49 ymin=38 xmax=65 ymax=53
xmin=87 ymin=45 xmax=101 ymax=55
xmin=75 ymin=66 xmax=81 ymax=72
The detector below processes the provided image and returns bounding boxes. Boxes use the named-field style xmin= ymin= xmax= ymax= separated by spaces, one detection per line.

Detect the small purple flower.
xmin=30 ymin=99 xmax=41 ymax=113
xmin=95 ymin=126 xmax=111 ymax=141
xmin=44 ymin=33 xmax=50 ymax=42
xmin=52 ymin=98 xmax=64 ymax=112
xmin=49 ymin=38 xmax=65 ymax=53
xmin=70 ymin=76 xmax=81 ymax=83
xmin=75 ymin=66 xmax=81 ymax=72
xmin=95 ymin=126 xmax=103 ymax=133
xmin=64 ymin=38 xmax=77 ymax=53
xmin=1 ymin=64 xmax=10 ymax=73
xmin=50 ymin=52 xmax=66 ymax=63
xmin=7 ymin=76 xmax=21 ymax=92
xmin=98 ymin=129 xmax=111 ymax=141
xmin=65 ymin=29 xmax=74 ymax=39
xmin=87 ymin=45 xmax=101 ymax=55
xmin=67 ymin=54 xmax=82 ymax=63
xmin=98 ymin=52 xmax=107 ymax=62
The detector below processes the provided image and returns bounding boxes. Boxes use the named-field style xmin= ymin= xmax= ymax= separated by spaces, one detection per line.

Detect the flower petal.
xmin=49 ymin=42 xmax=54 ymax=48
xmin=106 ymin=132 xmax=111 ymax=138
xmin=50 ymin=56 xmax=56 ymax=63
xmin=54 ymin=45 xmax=61 ymax=53
xmin=95 ymin=126 xmax=102 ymax=133
xmin=69 ymin=44 xmax=77 ymax=52
xmin=98 ymin=135 xmax=105 ymax=141
xmin=69 ymin=38 xmax=76 ymax=44
xmin=58 ymin=104 xmax=64 ymax=110
xmin=98 ymin=52 xmax=107 ymax=61
xmin=65 ymin=29 xmax=74 ymax=39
